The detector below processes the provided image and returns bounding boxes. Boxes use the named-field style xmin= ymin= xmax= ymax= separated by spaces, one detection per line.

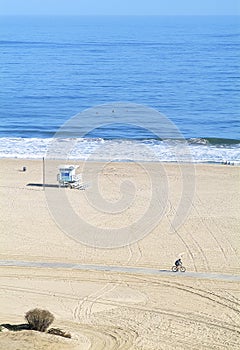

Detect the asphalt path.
xmin=0 ymin=260 xmax=239 ymax=282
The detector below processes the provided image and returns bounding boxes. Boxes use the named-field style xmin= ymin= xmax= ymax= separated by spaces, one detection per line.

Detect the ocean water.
xmin=0 ymin=15 xmax=239 ymax=163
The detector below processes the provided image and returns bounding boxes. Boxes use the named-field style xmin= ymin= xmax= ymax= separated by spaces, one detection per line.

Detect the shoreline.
xmin=1 ymin=136 xmax=239 ymax=165
xmin=0 ymin=156 xmax=239 ymax=166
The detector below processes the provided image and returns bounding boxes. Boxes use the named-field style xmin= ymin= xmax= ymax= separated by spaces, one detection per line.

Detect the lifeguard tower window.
xmin=62 ymin=172 xmax=70 ymax=181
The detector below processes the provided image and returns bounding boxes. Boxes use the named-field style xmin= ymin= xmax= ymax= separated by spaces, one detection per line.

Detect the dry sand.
xmin=0 ymin=158 xmax=239 ymax=349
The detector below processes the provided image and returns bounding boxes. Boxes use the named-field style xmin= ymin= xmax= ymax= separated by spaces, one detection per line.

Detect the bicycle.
xmin=172 ymin=265 xmax=186 ymax=272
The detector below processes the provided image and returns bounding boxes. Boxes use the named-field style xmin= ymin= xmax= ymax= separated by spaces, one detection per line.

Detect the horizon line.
xmin=0 ymin=14 xmax=239 ymax=17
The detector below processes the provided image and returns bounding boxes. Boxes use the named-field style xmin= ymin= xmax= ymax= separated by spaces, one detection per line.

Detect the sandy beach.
xmin=0 ymin=158 xmax=240 ymax=349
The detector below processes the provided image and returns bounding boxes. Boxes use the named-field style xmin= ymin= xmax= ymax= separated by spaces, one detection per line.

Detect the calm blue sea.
xmin=0 ymin=15 xmax=239 ymax=162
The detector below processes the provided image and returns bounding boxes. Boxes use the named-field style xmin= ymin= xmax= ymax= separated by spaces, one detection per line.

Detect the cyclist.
xmin=175 ymin=258 xmax=182 ymax=267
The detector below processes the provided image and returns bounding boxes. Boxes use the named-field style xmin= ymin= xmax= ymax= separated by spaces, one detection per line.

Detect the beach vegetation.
xmin=25 ymin=308 xmax=54 ymax=332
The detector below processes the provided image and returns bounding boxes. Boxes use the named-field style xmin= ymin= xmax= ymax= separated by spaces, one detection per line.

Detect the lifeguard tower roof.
xmin=58 ymin=165 xmax=79 ymax=170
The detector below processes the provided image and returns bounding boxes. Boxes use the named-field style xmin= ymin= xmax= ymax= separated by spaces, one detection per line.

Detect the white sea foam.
xmin=0 ymin=137 xmax=239 ymax=164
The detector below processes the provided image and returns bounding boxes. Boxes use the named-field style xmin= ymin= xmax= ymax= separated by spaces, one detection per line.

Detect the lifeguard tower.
xmin=57 ymin=165 xmax=82 ymax=188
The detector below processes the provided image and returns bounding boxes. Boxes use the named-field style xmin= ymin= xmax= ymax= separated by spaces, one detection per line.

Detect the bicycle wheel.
xmin=180 ymin=266 xmax=186 ymax=272
xmin=172 ymin=266 xmax=178 ymax=272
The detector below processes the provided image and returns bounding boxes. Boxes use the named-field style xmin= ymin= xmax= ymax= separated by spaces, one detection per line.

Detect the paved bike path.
xmin=0 ymin=260 xmax=239 ymax=282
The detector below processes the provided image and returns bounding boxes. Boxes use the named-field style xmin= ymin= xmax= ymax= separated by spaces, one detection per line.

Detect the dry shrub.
xmin=25 ymin=308 xmax=54 ymax=332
